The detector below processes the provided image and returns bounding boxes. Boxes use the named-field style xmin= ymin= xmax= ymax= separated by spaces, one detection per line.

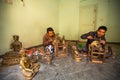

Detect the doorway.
xmin=79 ymin=4 xmax=97 ymax=41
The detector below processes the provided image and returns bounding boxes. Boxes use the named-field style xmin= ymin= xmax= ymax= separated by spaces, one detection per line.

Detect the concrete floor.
xmin=0 ymin=44 xmax=120 ymax=80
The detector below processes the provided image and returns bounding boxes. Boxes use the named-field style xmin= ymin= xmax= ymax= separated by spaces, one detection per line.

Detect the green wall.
xmin=0 ymin=0 xmax=120 ymax=54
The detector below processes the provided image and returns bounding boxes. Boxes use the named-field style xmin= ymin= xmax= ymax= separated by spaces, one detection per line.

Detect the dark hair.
xmin=47 ymin=27 xmax=54 ymax=33
xmin=97 ymin=26 xmax=107 ymax=31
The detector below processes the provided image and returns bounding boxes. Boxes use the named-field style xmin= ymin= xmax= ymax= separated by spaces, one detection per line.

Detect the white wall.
xmin=106 ymin=0 xmax=120 ymax=42
xmin=0 ymin=0 xmax=120 ymax=54
xmin=59 ymin=0 xmax=80 ymax=40
xmin=59 ymin=0 xmax=120 ymax=42
xmin=0 ymin=0 xmax=59 ymax=54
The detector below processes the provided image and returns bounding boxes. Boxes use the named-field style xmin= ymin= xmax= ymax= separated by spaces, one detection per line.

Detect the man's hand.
xmin=100 ymin=40 xmax=106 ymax=44
xmin=87 ymin=36 xmax=93 ymax=39
xmin=49 ymin=38 xmax=53 ymax=42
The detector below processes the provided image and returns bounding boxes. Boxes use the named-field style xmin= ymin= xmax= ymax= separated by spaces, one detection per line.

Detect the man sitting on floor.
xmin=80 ymin=26 xmax=114 ymax=58
xmin=43 ymin=27 xmax=55 ymax=53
